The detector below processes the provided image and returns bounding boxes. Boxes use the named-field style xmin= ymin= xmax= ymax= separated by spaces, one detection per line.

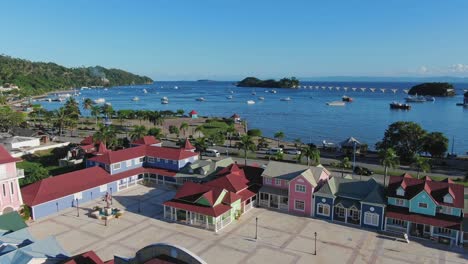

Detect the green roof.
xmin=315 ymin=177 xmax=384 ymax=205
xmin=0 ymin=212 xmax=27 ymax=233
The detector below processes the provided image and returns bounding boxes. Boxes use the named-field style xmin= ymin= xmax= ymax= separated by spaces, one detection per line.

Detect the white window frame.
xmin=274 ymin=178 xmax=281 ymax=185
xmin=396 ymin=187 xmax=405 ymax=196
xmin=10 ymin=182 xmax=14 ymax=195
xmin=172 ymin=160 xmax=177 ymax=165
xmin=139 ymin=157 xmax=144 ymax=163
xmin=364 ymin=212 xmax=379 ymax=226
xmin=147 ymin=157 xmax=155 ymax=163
xmin=112 ymin=163 xmax=121 ymax=170
xmin=164 ymin=159 xmax=168 ymax=164
xmin=157 ymin=158 xmax=160 ymax=162
xmin=395 ymin=198 xmax=405 ymax=206
xmin=418 ymin=202 xmax=428 ymax=208
xmin=126 ymin=160 xmax=132 ymax=167
xmin=317 ymin=203 xmax=330 ymax=216
xmin=335 ymin=205 xmax=345 ymax=218
xmin=99 ymin=184 xmax=107 ymax=192
xmin=2 ymin=184 xmax=5 ymax=196
xmin=443 ymin=194 xmax=453 ymax=204
xmin=74 ymin=192 xmax=83 ymax=200
xmin=294 ymin=200 xmax=305 ymax=211
xmin=295 ymin=184 xmax=306 ymax=193
xmin=265 ymin=178 xmax=272 ymax=184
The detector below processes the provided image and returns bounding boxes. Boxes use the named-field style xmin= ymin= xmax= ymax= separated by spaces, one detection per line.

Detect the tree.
xmin=236 ymin=135 xmax=256 ymax=165
xmin=194 ymin=125 xmax=204 ymax=138
xmin=169 ymin=125 xmax=180 ymax=137
xmin=93 ymin=124 xmax=117 ymax=148
xmin=379 ymin=148 xmax=399 ymax=187
xmin=52 ymin=107 xmax=69 ymax=135
xmin=376 ymin=121 xmax=427 ymax=163
xmin=293 ymin=138 xmax=302 ymax=148
xmin=247 ymin=129 xmax=262 ymax=137
xmin=18 ymin=163 xmax=49 ymax=186
xmin=226 ymin=125 xmax=236 ymax=147
xmin=64 ymin=97 xmax=81 ymax=119
xmin=414 ymin=155 xmax=431 ymax=179
xmin=148 ymin=127 xmax=163 ymax=139
xmin=299 ymin=145 xmax=320 ymax=166
xmin=422 ymin=132 xmax=448 ymax=158
xmin=257 ymin=137 xmax=269 ymax=149
xmin=129 ymin=125 xmax=147 ymax=141
xmin=0 ymin=107 xmax=26 ymax=132
xmin=90 ymin=105 xmax=101 ymax=125
xmin=274 ymin=131 xmax=285 ymax=147
xmin=101 ymin=104 xmax=114 ymax=119
xmin=194 ymin=137 xmax=207 ymax=159
xmin=179 ymin=122 xmax=189 ymax=137
xmin=83 ymin=98 xmax=94 ymax=111
xmin=340 ymin=157 xmax=351 ymax=178
xmin=176 ymin=109 xmax=185 ymax=116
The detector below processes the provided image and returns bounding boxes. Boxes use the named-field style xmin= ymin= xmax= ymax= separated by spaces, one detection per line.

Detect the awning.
xmin=259 ymin=185 xmax=289 ymax=197
xmin=386 ymin=206 xmax=461 ymax=230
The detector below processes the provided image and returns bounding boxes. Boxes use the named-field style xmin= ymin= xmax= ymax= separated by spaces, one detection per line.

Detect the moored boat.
xmin=390 ymin=102 xmax=411 ymax=110
xmin=425 ymin=96 xmax=435 ymax=102
xmin=280 ymin=97 xmax=291 ymax=101
xmin=342 ymin=96 xmax=353 ymax=102
xmin=258 ymin=96 xmax=265 ymax=100
xmin=326 ymin=101 xmax=345 ymax=106
xmin=247 ymin=100 xmax=255 ymax=105
xmin=94 ymin=98 xmax=106 ymax=104
xmin=196 ymin=97 xmax=206 ymax=102
xmin=405 ymin=95 xmax=426 ymax=102
xmin=132 ymin=96 xmax=140 ymax=101
xmin=226 ymin=95 xmax=233 ymax=100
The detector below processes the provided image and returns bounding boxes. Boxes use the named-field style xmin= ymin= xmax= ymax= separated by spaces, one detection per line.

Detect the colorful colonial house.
xmin=0 ymin=146 xmax=24 ymax=215
xmin=258 ymin=161 xmax=331 ymax=216
xmin=384 ymin=174 xmax=464 ymax=245
xmin=313 ymin=177 xmax=386 ymax=231
xmin=21 ymin=138 xmax=199 ymax=220
xmin=163 ymin=164 xmax=261 ymax=231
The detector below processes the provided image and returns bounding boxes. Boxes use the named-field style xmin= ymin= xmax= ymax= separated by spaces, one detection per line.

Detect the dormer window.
xmin=396 ymin=187 xmax=405 ymax=196
xmin=443 ymin=194 xmax=453 ymax=204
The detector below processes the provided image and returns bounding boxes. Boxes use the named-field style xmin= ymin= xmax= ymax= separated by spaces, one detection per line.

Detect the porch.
xmin=258 ymin=185 xmax=289 ymax=211
xmin=333 ymin=198 xmax=361 ymax=225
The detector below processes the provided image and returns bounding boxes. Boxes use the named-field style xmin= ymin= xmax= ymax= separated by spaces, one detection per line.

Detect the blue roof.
xmin=0 ymin=236 xmax=68 ymax=264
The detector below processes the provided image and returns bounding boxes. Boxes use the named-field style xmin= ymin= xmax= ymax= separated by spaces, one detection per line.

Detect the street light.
xmin=352 ymin=141 xmax=358 ymax=179
xmin=314 ymin=232 xmax=317 ymax=255
xmin=76 ymin=198 xmax=79 ymax=217
xmin=255 ymin=217 xmax=258 ymax=240
xmin=110 ymin=187 xmax=113 ymax=205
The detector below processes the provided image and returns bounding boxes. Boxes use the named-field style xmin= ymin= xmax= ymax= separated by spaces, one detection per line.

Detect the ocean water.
xmin=40 ymin=81 xmax=468 ymax=154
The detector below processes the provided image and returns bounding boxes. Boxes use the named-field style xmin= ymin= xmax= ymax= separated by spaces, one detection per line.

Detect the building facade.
xmin=0 ymin=146 xmax=24 ymax=215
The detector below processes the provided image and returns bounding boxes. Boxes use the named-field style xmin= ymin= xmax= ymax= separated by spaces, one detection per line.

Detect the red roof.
xmin=189 ymin=110 xmax=198 ymax=115
xmin=387 ymin=174 xmax=464 ymax=209
xmin=386 ymin=205 xmax=461 ymax=229
xmin=183 ymin=139 xmax=195 ymax=150
xmin=132 ymin=136 xmax=161 ymax=146
xmin=80 ymin=144 xmax=95 ymax=151
xmin=163 ymin=200 xmax=231 ymax=217
xmin=0 ymin=145 xmax=21 ymax=164
xmin=21 ymin=166 xmax=176 ymax=207
xmin=96 ymin=142 xmax=109 ymax=155
xmin=80 ymin=136 xmax=95 ymax=145
xmin=62 ymin=250 xmax=105 ymax=264
xmin=231 ymin=113 xmax=240 ymax=118
xmin=206 ymin=164 xmax=249 ymax=193
xmin=88 ymin=145 xmax=198 ymax=164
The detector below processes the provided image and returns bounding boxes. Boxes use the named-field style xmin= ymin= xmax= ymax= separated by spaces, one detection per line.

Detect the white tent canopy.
xmin=339 ymin=137 xmax=362 ymax=148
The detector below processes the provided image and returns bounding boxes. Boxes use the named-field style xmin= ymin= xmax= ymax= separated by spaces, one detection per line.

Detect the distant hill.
xmin=236 ymin=77 xmax=299 ymax=88
xmin=0 ymin=55 xmax=153 ymax=96
xmin=408 ymin=82 xmax=456 ymax=96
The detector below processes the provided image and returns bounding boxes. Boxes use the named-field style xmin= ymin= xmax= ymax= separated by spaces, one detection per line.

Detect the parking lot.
xmin=28 ymin=185 xmax=467 ymax=263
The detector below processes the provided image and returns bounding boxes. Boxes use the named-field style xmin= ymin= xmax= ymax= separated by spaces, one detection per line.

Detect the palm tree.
xmin=274 ymin=131 xmax=285 ymax=147
xmin=293 ymin=138 xmax=302 ymax=148
xmin=415 ymin=155 xmax=431 ymax=179
xmin=130 ymin=125 xmax=147 ymax=141
xmin=93 ymin=124 xmax=117 ymax=148
xmin=226 ymin=125 xmax=236 ymax=147
xmin=299 ymin=145 xmax=320 ymax=166
xmin=148 ymin=127 xmax=163 ymax=139
xmin=340 ymin=157 xmax=351 ymax=178
xmin=194 ymin=137 xmax=208 ymax=159
xmin=179 ymin=122 xmax=189 ymax=137
xmin=83 ymin=98 xmax=93 ymax=111
xmin=237 ymin=134 xmax=256 ymax=165
xmin=379 ymin=148 xmax=399 ymax=186
xmin=194 ymin=125 xmax=204 ymax=138
xmin=90 ymin=105 xmax=101 ymax=125
xmin=53 ymin=107 xmax=68 ymax=136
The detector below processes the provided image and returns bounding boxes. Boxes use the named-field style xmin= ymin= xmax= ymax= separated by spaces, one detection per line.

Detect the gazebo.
xmin=189 ymin=110 xmax=198 ymax=119
xmin=339 ymin=137 xmax=364 ymax=154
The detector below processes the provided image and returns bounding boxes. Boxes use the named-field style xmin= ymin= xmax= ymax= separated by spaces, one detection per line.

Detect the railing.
xmin=222 ymin=216 xmax=232 ymax=227
xmin=386 ymin=224 xmax=406 ymax=234
xmin=16 ymin=169 xmax=25 ymax=178
xmin=259 ymin=200 xmax=269 ymax=207
xmin=279 ymin=203 xmax=289 ymax=211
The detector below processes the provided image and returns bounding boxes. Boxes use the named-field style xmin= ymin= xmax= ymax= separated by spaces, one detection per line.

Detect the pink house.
xmin=258 ymin=161 xmax=330 ymax=216
xmin=0 ymin=145 xmax=24 ymax=215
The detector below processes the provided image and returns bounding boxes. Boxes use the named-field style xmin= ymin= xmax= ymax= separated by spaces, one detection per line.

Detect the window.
xmin=317 ymin=203 xmax=330 ymax=216
xmin=164 ymin=159 xmax=168 ymax=164
xmin=295 ymin=184 xmax=306 ymax=193
xmin=112 ymin=163 xmax=121 ymax=170
xmin=147 ymin=157 xmax=155 ymax=163
xmin=172 ymin=160 xmax=177 ymax=165
xmin=274 ymin=179 xmax=281 ymax=185
xmin=294 ymin=200 xmax=305 ymax=211
xmin=265 ymin=178 xmax=272 ymax=184
xmin=418 ymin=202 xmax=428 ymax=208
xmin=437 ymin=227 xmax=452 ymax=235
xmin=438 ymin=206 xmax=453 ymax=215
xmin=198 ymin=214 xmax=205 ymax=222
xmin=157 ymin=158 xmax=160 ymax=162
xmin=396 ymin=187 xmax=405 ymax=196
xmin=10 ymin=182 xmax=14 ymax=195
xmin=126 ymin=160 xmax=132 ymax=167
xmin=388 ymin=218 xmax=406 ymax=227
xmin=2 ymin=184 xmax=5 ymax=196
xmin=443 ymin=194 xmax=453 ymax=204
xmin=349 ymin=208 xmax=360 ymax=220
xmin=99 ymin=184 xmax=107 ymax=192
xmin=335 ymin=206 xmax=345 ymax=218
xmin=395 ymin=198 xmax=405 ymax=206
xmin=139 ymin=157 xmax=144 ymax=163
xmin=364 ymin=212 xmax=379 ymax=226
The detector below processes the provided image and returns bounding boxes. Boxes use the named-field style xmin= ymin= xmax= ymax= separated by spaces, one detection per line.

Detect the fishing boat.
xmin=246 ymin=100 xmax=255 ymax=105
xmin=94 ymin=98 xmax=106 ymax=104
xmin=326 ymin=101 xmax=345 ymax=106
xmin=280 ymin=97 xmax=291 ymax=101
xmin=390 ymin=102 xmax=411 ymax=110
xmin=226 ymin=95 xmax=233 ymax=100
xmin=161 ymin=97 xmax=169 ymax=104
xmin=258 ymin=96 xmax=265 ymax=100
xmin=405 ymin=95 xmax=426 ymax=102
xmin=342 ymin=96 xmax=353 ymax=102
xmin=425 ymin=96 xmax=436 ymax=102
xmin=196 ymin=97 xmax=206 ymax=102
xmin=132 ymin=96 xmax=140 ymax=101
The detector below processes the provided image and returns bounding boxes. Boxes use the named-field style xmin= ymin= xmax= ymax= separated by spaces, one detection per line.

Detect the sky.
xmin=1 ymin=0 xmax=468 ymax=80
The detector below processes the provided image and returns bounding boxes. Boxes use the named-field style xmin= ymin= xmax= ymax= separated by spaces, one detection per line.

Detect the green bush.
xmin=247 ymin=129 xmax=262 ymax=137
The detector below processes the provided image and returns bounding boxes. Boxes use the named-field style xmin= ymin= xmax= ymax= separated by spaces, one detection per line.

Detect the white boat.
xmin=196 ymin=97 xmax=206 ymax=102
xmin=326 ymin=101 xmax=346 ymax=106
xmin=226 ymin=95 xmax=233 ymax=100
xmin=132 ymin=96 xmax=140 ymax=101
xmin=270 ymin=90 xmax=277 ymax=94
xmin=247 ymin=100 xmax=256 ymax=105
xmin=104 ymin=88 xmax=108 ymax=91
xmin=94 ymin=98 xmax=106 ymax=104
xmin=81 ymin=86 xmax=89 ymax=90
xmin=405 ymin=95 xmax=426 ymax=102
xmin=280 ymin=97 xmax=291 ymax=101
xmin=425 ymin=96 xmax=436 ymax=102
xmin=174 ymin=86 xmax=179 ymax=90
xmin=105 ymin=102 xmax=112 ymax=106
xmin=143 ymin=89 xmax=148 ymax=94
xmin=258 ymin=96 xmax=265 ymax=100
xmin=161 ymin=96 xmax=169 ymax=104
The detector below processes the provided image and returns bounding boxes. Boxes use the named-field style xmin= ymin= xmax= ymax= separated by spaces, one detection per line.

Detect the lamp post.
xmin=76 ymin=198 xmax=79 ymax=217
xmin=352 ymin=141 xmax=357 ymax=179
xmin=314 ymin=232 xmax=317 ymax=255
xmin=255 ymin=217 xmax=258 ymax=240
xmin=110 ymin=187 xmax=113 ymax=205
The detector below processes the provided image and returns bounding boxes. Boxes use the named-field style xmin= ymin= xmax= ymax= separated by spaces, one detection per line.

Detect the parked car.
xmin=285 ymin=149 xmax=301 ymax=155
xmin=353 ymin=166 xmax=374 ymax=176
xmin=202 ymin=149 xmax=220 ymax=157
xmin=266 ymin=147 xmax=283 ymax=155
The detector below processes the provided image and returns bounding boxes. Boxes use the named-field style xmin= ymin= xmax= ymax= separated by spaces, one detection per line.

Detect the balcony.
xmin=17 ymin=169 xmax=24 ymax=178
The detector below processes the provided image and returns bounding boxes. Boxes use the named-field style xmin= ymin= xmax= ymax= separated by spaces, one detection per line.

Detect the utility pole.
xmin=255 ymin=217 xmax=258 ymax=240
xmin=314 ymin=232 xmax=317 ymax=255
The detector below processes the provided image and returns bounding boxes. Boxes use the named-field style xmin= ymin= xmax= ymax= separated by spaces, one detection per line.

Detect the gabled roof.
xmin=131 ymin=136 xmax=161 ymax=146
xmin=315 ymin=177 xmax=384 ymax=205
xmin=387 ymin=174 xmax=464 ymax=208
xmin=189 ymin=110 xmax=198 ymax=115
xmin=61 ymin=250 xmax=105 ymax=264
xmin=183 ymin=138 xmax=195 ymax=150
xmin=0 ymin=236 xmax=68 ymax=264
xmin=80 ymin=136 xmax=94 ymax=145
xmin=261 ymin=161 xmax=324 ymax=186
xmin=0 ymin=212 xmax=27 ymax=233
xmin=206 ymin=164 xmax=250 ymax=193
xmin=95 ymin=142 xmax=109 ymax=155
xmin=0 ymin=145 xmax=21 ymax=164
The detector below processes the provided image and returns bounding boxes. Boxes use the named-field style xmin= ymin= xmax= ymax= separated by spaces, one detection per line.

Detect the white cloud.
xmin=449 ymin=63 xmax=468 ymax=73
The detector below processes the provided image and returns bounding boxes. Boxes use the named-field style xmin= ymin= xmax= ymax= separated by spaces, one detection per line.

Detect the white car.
xmin=285 ymin=149 xmax=301 ymax=155
xmin=203 ymin=149 xmax=220 ymax=157
xmin=266 ymin=148 xmax=283 ymax=155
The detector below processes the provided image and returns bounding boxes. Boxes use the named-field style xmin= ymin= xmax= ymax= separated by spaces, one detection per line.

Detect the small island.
xmin=236 ymin=77 xmax=300 ymax=88
xmin=408 ymin=82 xmax=456 ymax=96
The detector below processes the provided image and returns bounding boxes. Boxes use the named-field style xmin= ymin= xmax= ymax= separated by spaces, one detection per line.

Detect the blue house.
xmin=385 ymin=174 xmax=464 ymax=246
xmin=313 ymin=177 xmax=385 ymax=231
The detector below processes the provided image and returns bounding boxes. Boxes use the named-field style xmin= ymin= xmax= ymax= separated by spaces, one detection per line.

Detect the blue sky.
xmin=1 ymin=0 xmax=468 ymax=80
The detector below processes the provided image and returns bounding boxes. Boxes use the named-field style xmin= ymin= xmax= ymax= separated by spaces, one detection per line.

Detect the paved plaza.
xmin=28 ymin=185 xmax=467 ymax=264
